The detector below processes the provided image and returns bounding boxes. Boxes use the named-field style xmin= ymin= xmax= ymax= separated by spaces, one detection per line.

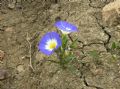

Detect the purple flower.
xmin=54 ymin=20 xmax=78 ymax=34
xmin=38 ymin=32 xmax=62 ymax=55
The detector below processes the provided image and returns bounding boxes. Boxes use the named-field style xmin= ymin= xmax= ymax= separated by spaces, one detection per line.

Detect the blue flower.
xmin=38 ymin=32 xmax=62 ymax=55
xmin=54 ymin=20 xmax=78 ymax=34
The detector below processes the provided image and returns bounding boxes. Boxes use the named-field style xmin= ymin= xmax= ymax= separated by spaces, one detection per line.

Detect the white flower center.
xmin=61 ymin=30 xmax=70 ymax=34
xmin=66 ymin=27 xmax=71 ymax=31
xmin=45 ymin=39 xmax=57 ymax=51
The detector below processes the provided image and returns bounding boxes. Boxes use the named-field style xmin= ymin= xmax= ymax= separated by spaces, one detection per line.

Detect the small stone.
xmin=5 ymin=27 xmax=14 ymax=32
xmin=0 ymin=50 xmax=5 ymax=61
xmin=8 ymin=3 xmax=15 ymax=9
xmin=117 ymin=25 xmax=120 ymax=29
xmin=91 ymin=68 xmax=104 ymax=76
xmin=16 ymin=65 xmax=25 ymax=73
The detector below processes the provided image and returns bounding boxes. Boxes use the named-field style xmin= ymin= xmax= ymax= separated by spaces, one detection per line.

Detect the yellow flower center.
xmin=45 ymin=39 xmax=57 ymax=51
xmin=49 ymin=41 xmax=57 ymax=49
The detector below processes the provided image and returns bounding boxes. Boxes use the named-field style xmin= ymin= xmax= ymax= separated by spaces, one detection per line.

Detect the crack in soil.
xmin=78 ymin=61 xmax=104 ymax=89
xmin=93 ymin=14 xmax=111 ymax=52
xmin=83 ymin=42 xmax=104 ymax=47
xmin=78 ymin=1 xmax=112 ymax=88
xmin=77 ymin=60 xmax=104 ymax=89
xmin=88 ymin=0 xmax=112 ymax=52
xmin=83 ymin=76 xmax=104 ymax=89
xmin=88 ymin=0 xmax=102 ymax=8
xmin=88 ymin=0 xmax=110 ymax=8
xmin=78 ymin=40 xmax=104 ymax=48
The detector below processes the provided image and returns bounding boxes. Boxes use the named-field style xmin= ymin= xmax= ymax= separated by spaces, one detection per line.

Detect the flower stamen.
xmin=45 ymin=39 xmax=57 ymax=51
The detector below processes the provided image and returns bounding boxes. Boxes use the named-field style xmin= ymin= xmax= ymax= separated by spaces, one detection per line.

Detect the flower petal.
xmin=54 ymin=20 xmax=78 ymax=34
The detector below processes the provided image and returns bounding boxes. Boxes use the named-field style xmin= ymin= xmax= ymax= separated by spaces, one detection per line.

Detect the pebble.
xmin=8 ymin=3 xmax=15 ymax=9
xmin=16 ymin=65 xmax=25 ymax=73
xmin=5 ymin=27 xmax=14 ymax=32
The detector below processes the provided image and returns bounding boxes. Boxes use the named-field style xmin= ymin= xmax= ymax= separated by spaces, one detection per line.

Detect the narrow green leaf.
xmin=111 ymin=42 xmax=116 ymax=49
xmin=62 ymin=34 xmax=68 ymax=49
xmin=70 ymin=38 xmax=78 ymax=49
xmin=64 ymin=55 xmax=76 ymax=64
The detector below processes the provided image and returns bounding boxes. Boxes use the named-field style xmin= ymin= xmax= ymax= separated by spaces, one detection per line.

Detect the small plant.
xmin=88 ymin=50 xmax=99 ymax=59
xmin=111 ymin=41 xmax=120 ymax=50
xmin=111 ymin=41 xmax=120 ymax=56
xmin=109 ymin=41 xmax=120 ymax=62
xmin=38 ymin=20 xmax=79 ymax=69
xmin=88 ymin=50 xmax=102 ymax=65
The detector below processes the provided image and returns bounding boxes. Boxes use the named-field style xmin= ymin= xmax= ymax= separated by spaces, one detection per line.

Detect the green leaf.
xmin=111 ymin=42 xmax=117 ymax=49
xmin=64 ymin=55 xmax=76 ymax=64
xmin=70 ymin=38 xmax=78 ymax=49
xmin=62 ymin=34 xmax=68 ymax=49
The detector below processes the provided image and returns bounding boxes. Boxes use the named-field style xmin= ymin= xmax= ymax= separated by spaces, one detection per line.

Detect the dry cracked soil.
xmin=0 ymin=0 xmax=120 ymax=89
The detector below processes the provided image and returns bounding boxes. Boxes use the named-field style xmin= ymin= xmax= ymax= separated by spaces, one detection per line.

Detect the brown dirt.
xmin=0 ymin=0 xmax=120 ymax=89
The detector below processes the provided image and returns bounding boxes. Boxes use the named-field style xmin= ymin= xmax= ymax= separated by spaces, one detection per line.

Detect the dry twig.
xmin=26 ymin=32 xmax=35 ymax=71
